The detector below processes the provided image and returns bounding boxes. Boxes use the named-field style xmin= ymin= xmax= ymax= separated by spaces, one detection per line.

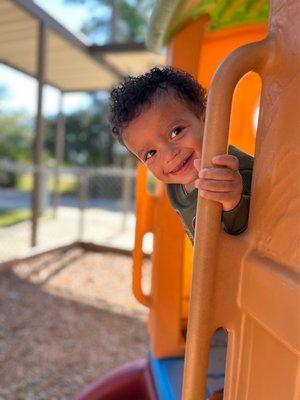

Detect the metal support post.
xmin=31 ymin=22 xmax=47 ymax=247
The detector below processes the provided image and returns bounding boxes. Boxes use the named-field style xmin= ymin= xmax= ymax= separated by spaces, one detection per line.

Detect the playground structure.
xmin=75 ymin=0 xmax=300 ymax=399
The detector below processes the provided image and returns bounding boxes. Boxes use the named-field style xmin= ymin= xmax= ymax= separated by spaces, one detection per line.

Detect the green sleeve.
xmin=222 ymin=195 xmax=250 ymax=235
xmin=221 ymin=151 xmax=253 ymax=235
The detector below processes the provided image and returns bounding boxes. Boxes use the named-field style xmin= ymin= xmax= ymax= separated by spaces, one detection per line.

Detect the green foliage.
xmin=58 ymin=0 xmax=157 ymax=167
xmin=0 ymin=98 xmax=116 ymax=169
xmin=148 ymin=0 xmax=269 ymax=51
xmin=44 ymin=95 xmax=114 ymax=167
xmin=17 ymin=173 xmax=78 ymax=194
xmin=207 ymin=0 xmax=269 ymax=30
xmin=0 ymin=209 xmax=31 ymax=227
xmin=16 ymin=174 xmax=33 ymax=192
xmin=0 ymin=112 xmax=33 ymax=163
xmin=64 ymin=0 xmax=155 ymax=43
xmin=116 ymin=0 xmax=155 ymax=42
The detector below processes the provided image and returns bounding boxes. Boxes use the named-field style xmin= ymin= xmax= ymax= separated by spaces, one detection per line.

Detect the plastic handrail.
xmin=181 ymin=37 xmax=272 ymax=400
xmin=132 ymin=164 xmax=156 ymax=308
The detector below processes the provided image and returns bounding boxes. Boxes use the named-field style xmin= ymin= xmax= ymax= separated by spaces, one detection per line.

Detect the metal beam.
xmin=89 ymin=42 xmax=147 ymax=54
xmin=0 ymin=61 xmax=112 ymax=92
xmin=90 ymin=53 xmax=125 ymax=80
xmin=0 ymin=60 xmax=62 ymax=91
xmin=11 ymin=0 xmax=123 ymax=82
xmin=11 ymin=0 xmax=89 ymax=48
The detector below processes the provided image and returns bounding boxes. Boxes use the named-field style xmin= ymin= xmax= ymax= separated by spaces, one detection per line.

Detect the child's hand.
xmin=194 ymin=155 xmax=243 ymax=212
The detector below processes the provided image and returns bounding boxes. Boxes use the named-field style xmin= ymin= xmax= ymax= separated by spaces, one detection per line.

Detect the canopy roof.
xmin=0 ymin=0 xmax=165 ymax=92
xmin=147 ymin=0 xmax=269 ymax=53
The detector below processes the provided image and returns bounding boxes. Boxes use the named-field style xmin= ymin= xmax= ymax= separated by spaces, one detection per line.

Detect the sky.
xmin=0 ymin=0 xmax=97 ymax=117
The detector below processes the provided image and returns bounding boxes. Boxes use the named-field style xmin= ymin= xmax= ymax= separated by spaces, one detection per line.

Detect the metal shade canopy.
xmin=0 ymin=0 xmax=165 ymax=92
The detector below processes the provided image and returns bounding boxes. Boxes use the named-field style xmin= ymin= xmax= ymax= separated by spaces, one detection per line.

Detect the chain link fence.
xmin=0 ymin=161 xmax=141 ymax=264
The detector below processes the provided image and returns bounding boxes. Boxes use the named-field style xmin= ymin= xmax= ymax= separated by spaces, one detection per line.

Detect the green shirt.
xmin=166 ymin=146 xmax=253 ymax=243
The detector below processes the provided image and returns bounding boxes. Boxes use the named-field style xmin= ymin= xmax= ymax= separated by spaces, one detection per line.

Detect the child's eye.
xmin=145 ymin=149 xmax=156 ymax=161
xmin=170 ymin=127 xmax=183 ymax=139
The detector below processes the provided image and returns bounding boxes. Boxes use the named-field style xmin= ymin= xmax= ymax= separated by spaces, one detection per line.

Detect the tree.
xmin=64 ymin=0 xmax=155 ymax=44
xmin=0 ymin=112 xmax=33 ymax=187
xmin=61 ymin=0 xmax=155 ymax=166
xmin=44 ymin=95 xmax=114 ymax=167
xmin=0 ymin=113 xmax=33 ymax=163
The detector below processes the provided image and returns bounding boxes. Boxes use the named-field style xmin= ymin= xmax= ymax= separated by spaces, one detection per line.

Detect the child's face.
xmin=122 ymin=93 xmax=204 ymax=187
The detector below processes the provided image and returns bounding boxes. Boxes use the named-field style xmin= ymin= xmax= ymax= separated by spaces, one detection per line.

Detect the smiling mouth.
xmin=170 ymin=154 xmax=193 ymax=174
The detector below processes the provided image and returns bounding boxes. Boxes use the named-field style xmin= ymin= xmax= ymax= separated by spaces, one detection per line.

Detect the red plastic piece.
xmin=74 ymin=360 xmax=157 ymax=400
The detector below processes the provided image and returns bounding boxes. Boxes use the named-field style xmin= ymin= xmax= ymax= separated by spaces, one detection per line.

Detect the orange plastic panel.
xmin=200 ymin=24 xmax=267 ymax=156
xmin=199 ymin=24 xmax=267 ymax=87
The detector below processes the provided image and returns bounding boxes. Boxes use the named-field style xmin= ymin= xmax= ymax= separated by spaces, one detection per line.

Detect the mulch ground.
xmin=0 ymin=248 xmax=150 ymax=400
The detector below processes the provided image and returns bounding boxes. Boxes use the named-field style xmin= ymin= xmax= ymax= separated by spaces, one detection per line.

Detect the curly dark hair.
xmin=109 ymin=67 xmax=206 ymax=145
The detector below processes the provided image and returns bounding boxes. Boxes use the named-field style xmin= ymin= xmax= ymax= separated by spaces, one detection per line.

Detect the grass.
xmin=0 ymin=209 xmax=53 ymax=228
xmin=0 ymin=209 xmax=31 ymax=227
xmin=17 ymin=174 xmax=78 ymax=194
xmin=16 ymin=174 xmax=33 ymax=191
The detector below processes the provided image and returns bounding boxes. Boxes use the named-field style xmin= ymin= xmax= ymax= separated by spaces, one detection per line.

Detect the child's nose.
xmin=165 ymin=146 xmax=179 ymax=164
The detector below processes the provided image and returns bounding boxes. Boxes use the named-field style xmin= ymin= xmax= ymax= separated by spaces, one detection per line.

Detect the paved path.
xmin=0 ymin=206 xmax=152 ymax=263
xmin=0 ymin=188 xmax=150 ymax=263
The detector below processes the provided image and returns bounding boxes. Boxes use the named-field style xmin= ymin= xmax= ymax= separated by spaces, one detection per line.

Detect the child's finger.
xmin=196 ymin=178 xmax=238 ymax=192
xmin=199 ymin=189 xmax=236 ymax=203
xmin=199 ymin=167 xmax=237 ymax=181
xmin=212 ymin=154 xmax=239 ymax=171
xmin=193 ymin=158 xmax=201 ymax=171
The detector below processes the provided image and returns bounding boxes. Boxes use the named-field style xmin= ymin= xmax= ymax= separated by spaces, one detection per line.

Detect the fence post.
xmin=121 ymin=155 xmax=134 ymax=231
xmin=41 ymin=166 xmax=49 ymax=213
xmin=78 ymin=169 xmax=89 ymax=241
xmin=52 ymin=92 xmax=65 ymax=217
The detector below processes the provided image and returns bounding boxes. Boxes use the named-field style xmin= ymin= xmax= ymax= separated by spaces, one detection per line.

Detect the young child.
xmin=109 ymin=67 xmax=253 ymax=242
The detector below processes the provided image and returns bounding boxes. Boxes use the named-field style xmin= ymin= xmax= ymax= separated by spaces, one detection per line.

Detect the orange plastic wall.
xmin=200 ymin=24 xmax=267 ymax=155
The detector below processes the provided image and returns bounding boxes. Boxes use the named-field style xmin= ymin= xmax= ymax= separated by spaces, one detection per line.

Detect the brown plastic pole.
xmin=181 ymin=38 xmax=272 ymax=400
xmin=31 ymin=22 xmax=47 ymax=247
